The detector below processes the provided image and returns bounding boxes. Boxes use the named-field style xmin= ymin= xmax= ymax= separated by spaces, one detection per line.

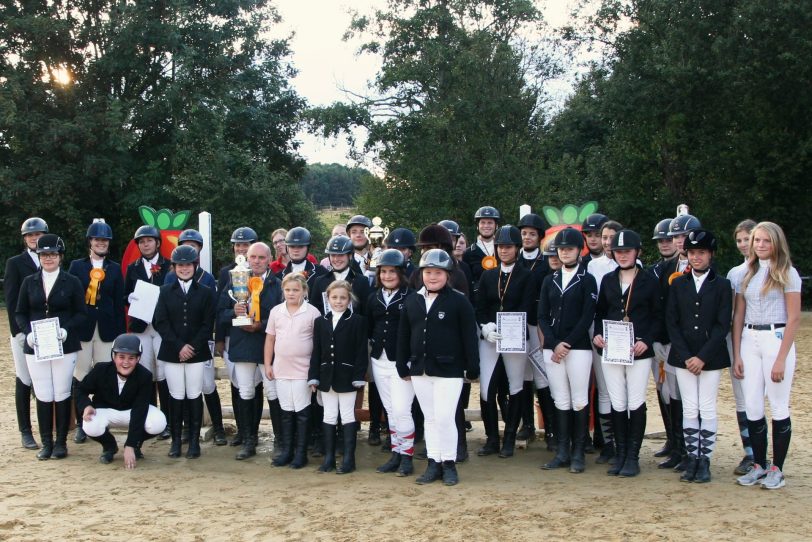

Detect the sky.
xmin=272 ymin=0 xmax=583 ymax=169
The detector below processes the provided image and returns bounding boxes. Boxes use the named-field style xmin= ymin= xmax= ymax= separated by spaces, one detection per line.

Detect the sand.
xmin=1 ymin=310 xmax=810 ymax=541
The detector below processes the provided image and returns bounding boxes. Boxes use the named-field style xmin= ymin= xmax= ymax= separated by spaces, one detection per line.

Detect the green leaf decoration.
xmin=561 ymin=204 xmax=579 ymax=224
xmin=171 ymin=210 xmax=191 ymax=229
xmin=578 ymin=201 xmax=599 ymax=222
xmin=542 ymin=206 xmax=562 ymax=226
xmin=138 ymin=206 xmax=157 ymax=227
xmin=156 ymin=209 xmax=173 ymax=230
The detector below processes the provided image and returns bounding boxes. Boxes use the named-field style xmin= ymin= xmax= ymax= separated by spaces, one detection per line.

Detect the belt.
xmin=745 ymin=323 xmax=786 ymax=331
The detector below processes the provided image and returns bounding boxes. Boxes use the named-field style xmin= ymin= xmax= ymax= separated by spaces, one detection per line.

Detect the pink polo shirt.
xmin=265 ymin=302 xmax=321 ymax=379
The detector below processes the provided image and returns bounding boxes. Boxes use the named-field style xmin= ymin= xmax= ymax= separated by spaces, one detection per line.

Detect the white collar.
xmin=500 ymin=263 xmax=515 ymax=273
xmin=142 ymin=254 xmax=159 ymax=266
xmin=333 ymin=268 xmax=350 ymax=282
xmin=522 ymin=248 xmax=539 ymax=260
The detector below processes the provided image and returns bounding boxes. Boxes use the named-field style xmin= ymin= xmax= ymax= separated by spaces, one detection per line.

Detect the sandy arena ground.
xmin=1 ymin=310 xmax=810 ymax=541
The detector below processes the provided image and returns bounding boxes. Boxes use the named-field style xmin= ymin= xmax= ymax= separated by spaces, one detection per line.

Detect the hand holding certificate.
xmin=32 ymin=317 xmax=64 ymax=362
xmin=601 ymin=320 xmax=634 ymax=365
xmin=127 ymin=280 xmax=161 ymax=323
xmin=496 ymin=312 xmax=527 ymax=354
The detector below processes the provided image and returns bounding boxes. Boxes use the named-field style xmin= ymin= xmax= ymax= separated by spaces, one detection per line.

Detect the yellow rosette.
xmin=85 ymin=268 xmax=106 ymax=306
xmin=248 ymin=276 xmax=264 ymax=322
xmin=481 ymin=255 xmax=498 ymax=271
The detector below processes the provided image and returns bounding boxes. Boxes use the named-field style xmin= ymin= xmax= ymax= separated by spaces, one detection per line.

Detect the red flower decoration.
xmin=151 ymin=264 xmax=161 ymax=275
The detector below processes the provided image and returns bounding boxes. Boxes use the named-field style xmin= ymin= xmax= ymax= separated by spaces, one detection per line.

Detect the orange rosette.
xmin=85 ymin=268 xmax=106 ymax=306
xmin=481 ymin=255 xmax=498 ymax=271
xmin=248 ymin=276 xmax=264 ymax=322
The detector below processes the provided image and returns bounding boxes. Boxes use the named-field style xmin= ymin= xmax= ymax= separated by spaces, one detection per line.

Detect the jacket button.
xmin=695 ymin=314 xmax=699 ymax=318
xmin=694 ymin=326 xmax=699 ymax=330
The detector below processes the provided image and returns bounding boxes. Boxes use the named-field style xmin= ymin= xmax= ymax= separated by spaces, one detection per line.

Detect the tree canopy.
xmin=0 ymin=0 xmax=320 ymax=265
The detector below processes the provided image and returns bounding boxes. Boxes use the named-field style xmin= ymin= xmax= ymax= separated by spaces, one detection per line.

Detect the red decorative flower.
xmin=151 ymin=264 xmax=161 ymax=275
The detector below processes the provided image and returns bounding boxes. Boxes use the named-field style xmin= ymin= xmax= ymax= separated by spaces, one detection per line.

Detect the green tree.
xmin=300 ymin=163 xmax=370 ymax=207
xmin=546 ymin=0 xmax=812 ymax=271
xmin=0 ymin=0 xmax=319 ymax=266
xmin=309 ymin=0 xmax=557 ymax=235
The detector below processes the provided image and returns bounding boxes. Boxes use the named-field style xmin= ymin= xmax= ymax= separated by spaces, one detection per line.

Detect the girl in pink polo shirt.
xmin=264 ymin=273 xmax=321 ymax=469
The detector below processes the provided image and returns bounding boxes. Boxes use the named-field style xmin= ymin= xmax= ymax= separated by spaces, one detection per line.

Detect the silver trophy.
xmin=366 ymin=216 xmax=390 ymax=271
xmin=228 ymin=255 xmax=252 ymax=326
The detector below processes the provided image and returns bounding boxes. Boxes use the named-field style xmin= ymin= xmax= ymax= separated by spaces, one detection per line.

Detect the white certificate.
xmin=32 ymin=317 xmax=63 ymax=362
xmin=496 ymin=312 xmax=527 ymax=353
xmin=527 ymin=346 xmax=547 ymax=377
xmin=127 ymin=280 xmax=161 ymax=323
xmin=602 ymin=319 xmax=635 ymax=365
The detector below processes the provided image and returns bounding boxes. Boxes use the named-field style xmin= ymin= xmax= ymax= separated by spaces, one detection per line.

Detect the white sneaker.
xmin=736 ymin=463 xmax=767 ymax=486
xmin=760 ymin=466 xmax=786 ymax=490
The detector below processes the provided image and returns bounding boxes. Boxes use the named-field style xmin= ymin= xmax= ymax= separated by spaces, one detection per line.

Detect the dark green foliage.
xmin=0 ymin=0 xmax=319 ymax=269
xmin=300 ymin=163 xmax=370 ymax=207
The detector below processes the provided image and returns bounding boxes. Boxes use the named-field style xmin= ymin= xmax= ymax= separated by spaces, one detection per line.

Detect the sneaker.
xmin=734 ymin=456 xmax=755 ymax=476
xmin=736 ymin=463 xmax=767 ymax=486
xmin=760 ymin=466 xmax=786 ymax=490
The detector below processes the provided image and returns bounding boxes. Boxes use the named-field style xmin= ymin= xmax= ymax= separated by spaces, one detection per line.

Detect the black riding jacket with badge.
xmin=537 ymin=264 xmax=597 ymax=351
xmin=396 ymin=285 xmax=480 ymax=380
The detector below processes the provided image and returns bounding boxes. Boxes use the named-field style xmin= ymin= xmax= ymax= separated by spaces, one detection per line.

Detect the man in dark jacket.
xmin=78 ymin=334 xmax=167 ymax=468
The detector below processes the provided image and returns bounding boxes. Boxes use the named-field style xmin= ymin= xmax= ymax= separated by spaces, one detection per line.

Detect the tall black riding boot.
xmin=35 ymin=400 xmax=54 ymax=460
xmin=570 ymin=407 xmax=589 ymax=473
xmin=619 ymin=404 xmax=646 ymax=477
xmin=310 ymin=395 xmax=324 ymax=457
xmin=205 ymin=389 xmax=227 ymax=446
xmin=368 ymin=383 xmax=383 ymax=446
xmin=455 ymin=391 xmax=468 ymax=462
xmin=229 ymin=385 xmax=243 ymax=446
xmin=290 ymin=406 xmax=311 ymax=469
xmin=52 ymin=398 xmax=72 ymax=459
xmin=90 ymin=430 xmax=119 ymax=464
xmin=268 ymin=398 xmax=284 ymax=459
xmin=499 ymin=392 xmax=523 ymax=458
xmin=181 ymin=399 xmax=191 ymax=444
xmin=337 ymin=421 xmax=358 ymax=474
xmin=168 ymin=397 xmax=184 ymax=458
xmin=477 ymin=399 xmax=500 ymax=456
xmin=595 ymin=412 xmax=615 ymax=464
xmin=590 ymin=397 xmax=603 ymax=451
xmin=272 ymin=410 xmax=295 ymax=467
xmin=72 ymin=378 xmax=87 ymax=444
xmin=516 ymin=381 xmax=536 ymax=441
xmin=253 ymin=384 xmax=263 ymax=443
xmin=659 ymin=399 xmax=683 ymax=469
xmin=318 ymin=423 xmax=337 ymax=472
xmin=672 ymin=400 xmax=693 ymax=472
xmin=541 ymin=408 xmax=571 ymax=470
xmin=16 ymin=378 xmax=39 ymax=449
xmin=156 ymin=380 xmax=172 ymax=440
xmin=653 ymin=391 xmax=673 ymax=457
xmin=537 ymin=387 xmax=556 ymax=451
xmin=186 ymin=395 xmax=203 ymax=458
xmin=607 ymin=409 xmax=628 ymax=476
xmin=92 ymin=430 xmax=119 ymax=463
xmin=235 ymin=397 xmax=256 ymax=460
xmin=497 ymin=373 xmax=509 ymax=423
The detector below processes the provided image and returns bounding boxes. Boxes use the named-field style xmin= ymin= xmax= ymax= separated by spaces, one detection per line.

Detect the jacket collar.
xmin=552 ymin=264 xmax=587 ymax=294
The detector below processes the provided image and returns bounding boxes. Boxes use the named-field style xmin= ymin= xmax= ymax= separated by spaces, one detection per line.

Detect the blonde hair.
xmin=741 ymin=222 xmax=793 ymax=294
xmin=281 ymin=272 xmax=309 ymax=296
xmin=326 ymin=280 xmax=357 ymax=305
xmin=271 ymin=228 xmax=288 ymax=241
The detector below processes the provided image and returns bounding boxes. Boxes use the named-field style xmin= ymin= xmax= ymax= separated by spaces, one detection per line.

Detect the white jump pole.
xmin=198 ymin=211 xmax=212 ymax=274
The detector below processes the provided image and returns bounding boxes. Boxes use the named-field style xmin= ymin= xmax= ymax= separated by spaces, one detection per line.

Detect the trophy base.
xmin=232 ymin=316 xmax=252 ymax=327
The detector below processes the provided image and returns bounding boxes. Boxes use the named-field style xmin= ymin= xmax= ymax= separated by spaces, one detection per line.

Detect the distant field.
xmin=318 ymin=206 xmax=356 ymax=230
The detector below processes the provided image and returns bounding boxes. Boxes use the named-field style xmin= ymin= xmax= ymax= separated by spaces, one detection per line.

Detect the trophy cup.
xmin=365 ymin=216 xmax=390 ymax=271
xmin=229 ymin=255 xmax=252 ymax=326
